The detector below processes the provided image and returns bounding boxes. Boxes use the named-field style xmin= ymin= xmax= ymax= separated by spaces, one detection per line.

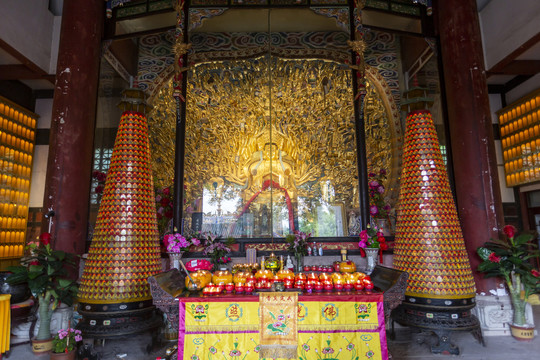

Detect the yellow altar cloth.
xmin=178 ymin=293 xmax=388 ymax=360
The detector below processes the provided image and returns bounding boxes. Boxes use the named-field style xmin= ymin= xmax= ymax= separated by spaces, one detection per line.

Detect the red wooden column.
xmin=42 ymin=0 xmax=104 ymax=256
xmin=436 ymin=0 xmax=504 ymax=293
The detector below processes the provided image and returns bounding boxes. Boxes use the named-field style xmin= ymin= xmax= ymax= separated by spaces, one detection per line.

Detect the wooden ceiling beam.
xmin=488 ymin=60 xmax=540 ymax=75
xmin=486 ymin=32 xmax=540 ymax=77
xmin=0 ymin=38 xmax=55 ymax=85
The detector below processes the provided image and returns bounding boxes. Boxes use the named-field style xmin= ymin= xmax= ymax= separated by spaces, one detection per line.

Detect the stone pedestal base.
xmin=473 ymin=294 xmax=536 ymax=336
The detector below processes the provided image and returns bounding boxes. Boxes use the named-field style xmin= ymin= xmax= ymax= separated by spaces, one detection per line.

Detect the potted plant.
xmin=477 ymin=225 xmax=540 ymax=340
xmin=155 ymin=184 xmax=175 ymax=240
xmin=7 ymin=232 xmax=78 ymax=353
xmin=51 ymin=328 xmax=82 ymax=360
xmin=358 ymin=224 xmax=388 ymax=274
xmin=163 ymin=232 xmax=201 ymax=270
xmin=285 ymin=231 xmax=310 ymax=272
xmin=201 ymin=232 xmax=235 ymax=271
xmin=368 ymin=169 xmax=392 ymax=235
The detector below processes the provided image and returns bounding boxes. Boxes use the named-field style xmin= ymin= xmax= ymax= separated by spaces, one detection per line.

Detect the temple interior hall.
xmin=0 ymin=1 xmax=540 ymax=359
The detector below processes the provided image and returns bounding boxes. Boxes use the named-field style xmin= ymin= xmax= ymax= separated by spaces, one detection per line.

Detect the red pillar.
xmin=436 ymin=0 xmax=504 ymax=293
xmin=42 ymin=0 xmax=104 ymax=256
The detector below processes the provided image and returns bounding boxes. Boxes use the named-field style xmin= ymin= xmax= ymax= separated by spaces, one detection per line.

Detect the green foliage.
xmin=476 ymin=226 xmax=540 ymax=326
xmin=6 ymin=241 xmax=79 ymax=339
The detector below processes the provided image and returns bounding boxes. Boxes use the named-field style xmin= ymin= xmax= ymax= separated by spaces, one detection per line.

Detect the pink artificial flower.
xmin=488 ymin=252 xmax=501 ymax=263
xmin=531 ymin=269 xmax=540 ymax=277
xmin=358 ymin=239 xmax=367 ymax=249
xmin=359 ymin=230 xmax=368 ymax=241
xmin=369 ymin=205 xmax=379 ymax=216
xmin=369 ymin=180 xmax=379 ymax=188
xmin=377 ymin=186 xmax=385 ymax=194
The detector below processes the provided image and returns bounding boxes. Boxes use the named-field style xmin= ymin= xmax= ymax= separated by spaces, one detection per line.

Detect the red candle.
xmin=235 ymin=284 xmax=244 ymax=293
xmin=354 ymin=280 xmax=364 ymax=291
xmin=334 ymin=283 xmax=344 ymax=291
xmin=225 ymin=283 xmax=234 ymax=293
xmin=245 ymin=284 xmax=254 ymax=293
xmin=364 ymin=281 xmax=374 ymax=291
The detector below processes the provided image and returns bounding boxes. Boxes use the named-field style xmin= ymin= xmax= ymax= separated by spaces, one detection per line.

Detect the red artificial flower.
xmin=503 ymin=225 xmax=516 ymax=239
xmin=488 ymin=252 xmax=501 ymax=263
xmin=160 ymin=197 xmax=170 ymax=207
xmin=39 ymin=233 xmax=51 ymax=245
xmin=377 ymin=236 xmax=385 ymax=243
xmin=95 ymin=185 xmax=104 ymax=194
xmin=29 ymin=260 xmax=39 ymax=266
xmin=162 ymin=235 xmax=169 ymax=249
xmin=380 ymin=242 xmax=388 ymax=251
xmin=39 ymin=232 xmax=51 ymax=246
xmin=162 ymin=187 xmax=171 ymax=196
xmin=532 ymin=269 xmax=540 ymax=278
xmin=164 ymin=209 xmax=173 ymax=219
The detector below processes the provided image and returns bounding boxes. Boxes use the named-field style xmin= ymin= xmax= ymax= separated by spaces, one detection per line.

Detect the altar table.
xmin=178 ymin=292 xmax=388 ymax=360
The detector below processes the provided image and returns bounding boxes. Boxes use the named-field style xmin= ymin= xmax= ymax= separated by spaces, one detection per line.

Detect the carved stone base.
xmin=473 ymin=294 xmax=536 ymax=337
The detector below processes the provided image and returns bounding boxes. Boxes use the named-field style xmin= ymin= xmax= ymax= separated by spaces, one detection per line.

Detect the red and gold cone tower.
xmin=391 ymin=87 xmax=479 ymax=354
xmin=393 ymin=109 xmax=476 ymax=299
xmin=77 ymin=88 xmax=162 ymax=338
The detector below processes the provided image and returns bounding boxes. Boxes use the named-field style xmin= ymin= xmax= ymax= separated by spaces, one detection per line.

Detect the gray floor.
xmin=6 ymin=307 xmax=540 ymax=360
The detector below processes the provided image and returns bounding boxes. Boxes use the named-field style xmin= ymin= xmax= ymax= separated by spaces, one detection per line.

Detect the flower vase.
xmin=376 ymin=218 xmax=391 ymax=236
xmin=167 ymin=252 xmax=183 ymax=271
xmin=365 ymin=248 xmax=379 ymax=275
xmin=31 ymin=337 xmax=53 ymax=354
xmin=294 ymin=253 xmax=304 ymax=273
xmin=50 ymin=349 xmax=76 ymax=360
xmin=509 ymin=323 xmax=535 ymax=341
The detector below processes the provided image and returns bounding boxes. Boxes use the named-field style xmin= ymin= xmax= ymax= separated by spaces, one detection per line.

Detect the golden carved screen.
xmin=147 ymin=9 xmax=400 ymax=239
xmin=149 ymin=57 xmax=399 ymax=239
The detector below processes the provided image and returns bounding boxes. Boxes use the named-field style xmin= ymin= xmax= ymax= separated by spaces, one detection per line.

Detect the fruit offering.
xmin=212 ymin=268 xmax=233 ymax=285
xmin=185 ymin=269 xmax=212 ymax=290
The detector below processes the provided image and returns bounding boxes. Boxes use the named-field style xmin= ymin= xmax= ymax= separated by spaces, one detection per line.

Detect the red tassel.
xmin=379 ymin=248 xmax=383 ymax=263
xmin=360 ymin=248 xmax=366 ymax=257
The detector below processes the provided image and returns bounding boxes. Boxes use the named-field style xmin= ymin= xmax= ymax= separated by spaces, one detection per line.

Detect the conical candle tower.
xmin=77 ymin=87 xmax=162 ymax=337
xmin=391 ymin=86 xmax=479 ymax=354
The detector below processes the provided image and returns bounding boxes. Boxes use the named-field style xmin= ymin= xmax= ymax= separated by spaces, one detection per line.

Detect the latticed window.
xmin=440 ymin=145 xmax=447 ymax=166
xmin=90 ymin=148 xmax=113 ymax=205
